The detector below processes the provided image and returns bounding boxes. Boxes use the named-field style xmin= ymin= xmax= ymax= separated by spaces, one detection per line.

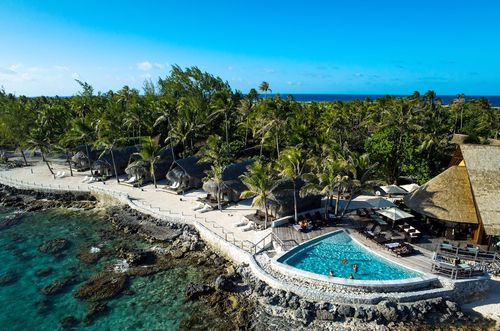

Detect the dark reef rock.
xmin=39 ymin=275 xmax=79 ymax=295
xmin=74 ymin=272 xmax=127 ymax=301
xmin=214 ymin=273 xmax=240 ymax=292
xmin=0 ymin=270 xmax=18 ymax=286
xmin=77 ymin=245 xmax=103 ymax=264
xmin=38 ymin=238 xmax=70 ymax=254
xmin=35 ymin=298 xmax=52 ymax=315
xmin=0 ymin=214 xmax=22 ymax=230
xmin=60 ymin=316 xmax=79 ymax=329
xmin=35 ymin=268 xmax=53 ymax=277
xmin=184 ymin=282 xmax=214 ymax=301
xmin=84 ymin=302 xmax=109 ymax=326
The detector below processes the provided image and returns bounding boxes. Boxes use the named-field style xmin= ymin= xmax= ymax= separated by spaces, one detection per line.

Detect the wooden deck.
xmin=273 ymin=219 xmax=435 ymax=273
xmin=272 ymin=217 xmax=365 ymax=250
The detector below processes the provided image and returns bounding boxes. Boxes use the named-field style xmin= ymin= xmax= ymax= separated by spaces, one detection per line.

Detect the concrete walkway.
xmin=0 ymin=161 xmax=271 ymax=250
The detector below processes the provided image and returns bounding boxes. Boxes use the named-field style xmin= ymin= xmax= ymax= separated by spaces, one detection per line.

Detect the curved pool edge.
xmin=272 ymin=229 xmax=438 ymax=291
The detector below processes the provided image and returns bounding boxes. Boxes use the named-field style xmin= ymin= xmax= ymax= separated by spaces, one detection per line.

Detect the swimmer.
xmin=352 ymin=264 xmax=358 ymax=273
xmin=348 ymin=273 xmax=354 ymax=279
xmin=342 ymin=257 xmax=348 ymax=265
xmin=329 ymin=270 xmax=334 ymax=277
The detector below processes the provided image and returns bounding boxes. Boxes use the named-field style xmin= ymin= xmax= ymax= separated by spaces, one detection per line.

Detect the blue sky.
xmin=0 ymin=0 xmax=499 ymax=96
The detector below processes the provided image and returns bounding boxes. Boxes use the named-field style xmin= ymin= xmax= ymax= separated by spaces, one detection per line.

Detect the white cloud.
xmin=136 ymin=61 xmax=164 ymax=72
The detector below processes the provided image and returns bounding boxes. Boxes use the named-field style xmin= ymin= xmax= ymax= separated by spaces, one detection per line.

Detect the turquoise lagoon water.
xmin=0 ymin=207 xmax=226 ymax=330
xmin=278 ymin=231 xmax=420 ymax=280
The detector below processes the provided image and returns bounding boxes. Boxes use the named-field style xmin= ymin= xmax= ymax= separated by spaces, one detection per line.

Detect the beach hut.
xmin=405 ymin=144 xmax=500 ymax=244
xmin=124 ymin=148 xmax=176 ymax=185
xmin=92 ymin=146 xmax=139 ymax=177
xmin=70 ymin=145 xmax=101 ymax=171
xmin=202 ymin=159 xmax=255 ymax=203
xmin=165 ymin=156 xmax=210 ymax=191
xmin=265 ymin=179 xmax=322 ymax=218
xmin=400 ymin=183 xmax=420 ymax=193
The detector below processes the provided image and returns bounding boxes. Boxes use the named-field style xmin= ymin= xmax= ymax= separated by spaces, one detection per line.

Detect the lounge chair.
xmin=56 ymin=171 xmax=66 ymax=178
xmin=125 ymin=176 xmax=136 ymax=184
xmin=199 ymin=204 xmax=213 ymax=213
xmin=169 ymin=181 xmax=180 ymax=189
xmin=234 ymin=217 xmax=248 ymax=227
xmin=192 ymin=202 xmax=205 ymax=211
xmin=81 ymin=176 xmax=90 ymax=183
xmin=240 ymin=221 xmax=255 ymax=232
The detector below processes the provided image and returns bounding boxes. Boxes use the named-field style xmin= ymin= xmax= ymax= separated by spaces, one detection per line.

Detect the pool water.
xmin=278 ymin=231 xmax=420 ymax=280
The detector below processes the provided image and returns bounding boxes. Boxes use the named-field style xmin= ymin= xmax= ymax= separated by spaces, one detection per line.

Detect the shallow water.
xmin=279 ymin=231 xmax=420 ymax=280
xmin=0 ymin=206 xmax=222 ymax=330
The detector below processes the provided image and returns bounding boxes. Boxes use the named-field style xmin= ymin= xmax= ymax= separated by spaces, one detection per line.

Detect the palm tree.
xmin=27 ymin=128 xmax=55 ymax=177
xmin=240 ymin=161 xmax=279 ymax=228
xmin=259 ymin=81 xmax=271 ymax=98
xmin=301 ymin=156 xmax=350 ymax=220
xmin=95 ymin=121 xmax=121 ymax=183
xmin=276 ymin=147 xmax=307 ymax=223
xmin=237 ymin=98 xmax=254 ymax=147
xmin=133 ymin=137 xmax=166 ymax=188
xmin=65 ymin=118 xmax=96 ymax=174
xmin=197 ymin=135 xmax=234 ymax=210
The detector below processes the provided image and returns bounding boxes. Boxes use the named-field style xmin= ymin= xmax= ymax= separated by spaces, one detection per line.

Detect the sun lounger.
xmin=192 ymin=202 xmax=205 ymax=211
xmin=169 ymin=181 xmax=180 ymax=189
xmin=81 ymin=176 xmax=90 ymax=183
xmin=125 ymin=176 xmax=136 ymax=184
xmin=234 ymin=217 xmax=248 ymax=227
xmin=240 ymin=221 xmax=255 ymax=232
xmin=199 ymin=204 xmax=213 ymax=213
xmin=385 ymin=242 xmax=401 ymax=249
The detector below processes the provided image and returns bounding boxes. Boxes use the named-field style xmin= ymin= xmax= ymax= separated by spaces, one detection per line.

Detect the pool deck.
xmin=273 ymin=223 xmax=434 ymax=274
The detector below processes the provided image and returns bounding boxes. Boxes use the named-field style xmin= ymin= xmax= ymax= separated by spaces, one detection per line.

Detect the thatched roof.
xmin=450 ymin=134 xmax=470 ymax=145
xmin=376 ymin=185 xmax=408 ymax=195
xmin=404 ymin=166 xmax=478 ymax=224
xmin=172 ymin=156 xmax=210 ymax=179
xmin=202 ymin=159 xmax=255 ymax=195
xmin=93 ymin=146 xmax=139 ymax=171
xmin=461 ymin=144 xmax=500 ymax=235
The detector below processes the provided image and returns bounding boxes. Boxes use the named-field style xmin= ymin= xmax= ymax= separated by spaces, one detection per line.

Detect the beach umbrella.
xmin=376 ymin=207 xmax=413 ymax=221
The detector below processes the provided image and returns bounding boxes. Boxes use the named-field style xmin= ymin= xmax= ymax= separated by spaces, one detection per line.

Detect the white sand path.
xmin=0 ymin=161 xmax=271 ymax=248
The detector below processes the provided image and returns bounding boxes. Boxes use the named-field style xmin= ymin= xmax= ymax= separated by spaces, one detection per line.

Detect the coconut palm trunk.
xmin=263 ymin=196 xmax=269 ymax=229
xmin=216 ymin=185 xmax=221 ymax=211
xmin=151 ymin=160 xmax=157 ymax=188
xmin=20 ymin=149 xmax=28 ymax=166
xmin=292 ymin=180 xmax=298 ymax=223
xmin=66 ymin=149 xmax=73 ymax=177
xmin=41 ymin=150 xmax=55 ymax=178
xmin=85 ymin=144 xmax=93 ymax=175
xmin=110 ymin=148 xmax=119 ymax=183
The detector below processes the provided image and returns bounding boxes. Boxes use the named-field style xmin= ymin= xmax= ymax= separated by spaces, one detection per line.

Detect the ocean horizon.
xmin=265 ymin=94 xmax=500 ymax=106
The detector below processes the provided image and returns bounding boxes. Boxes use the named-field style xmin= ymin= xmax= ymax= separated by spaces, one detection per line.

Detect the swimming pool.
xmin=277 ymin=231 xmax=420 ymax=281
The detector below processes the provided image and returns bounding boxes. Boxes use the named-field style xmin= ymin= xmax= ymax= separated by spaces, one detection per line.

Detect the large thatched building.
xmin=202 ymin=159 xmax=254 ymax=203
xmin=166 ymin=156 xmax=210 ymax=191
xmin=404 ymin=143 xmax=500 ymax=244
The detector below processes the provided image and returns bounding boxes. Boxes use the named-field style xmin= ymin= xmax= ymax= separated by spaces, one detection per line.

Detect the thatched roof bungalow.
xmin=70 ymin=145 xmax=101 ymax=171
xmin=265 ymin=179 xmax=322 ymax=218
xmin=92 ymin=146 xmax=139 ymax=177
xmin=124 ymin=148 xmax=176 ymax=184
xmin=166 ymin=156 xmax=210 ymax=191
xmin=404 ymin=144 xmax=500 ymax=244
xmin=202 ymin=159 xmax=255 ymax=203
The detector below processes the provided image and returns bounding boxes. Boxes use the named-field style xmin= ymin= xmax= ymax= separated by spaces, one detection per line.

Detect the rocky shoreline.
xmin=0 ymin=183 xmax=496 ymax=330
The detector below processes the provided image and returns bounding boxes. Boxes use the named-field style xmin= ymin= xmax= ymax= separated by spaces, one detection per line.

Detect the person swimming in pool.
xmin=352 ymin=264 xmax=358 ymax=273
xmin=329 ymin=270 xmax=334 ymax=277
xmin=348 ymin=273 xmax=354 ymax=279
xmin=342 ymin=257 xmax=348 ymax=265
